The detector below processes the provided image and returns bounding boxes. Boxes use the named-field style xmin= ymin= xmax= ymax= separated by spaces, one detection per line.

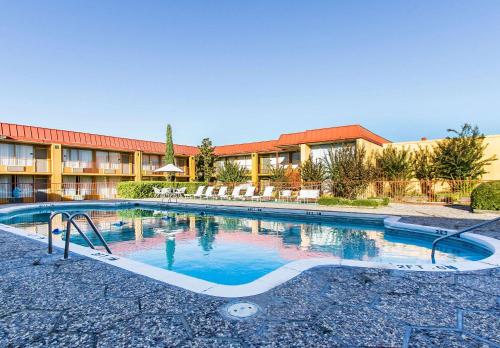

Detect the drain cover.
xmin=224 ymin=302 xmax=260 ymax=319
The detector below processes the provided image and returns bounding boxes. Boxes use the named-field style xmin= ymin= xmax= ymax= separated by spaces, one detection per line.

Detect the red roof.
xmin=214 ymin=140 xmax=280 ymax=156
xmin=0 ymin=122 xmax=390 ymax=157
xmin=277 ymin=125 xmax=390 ymax=147
xmin=0 ymin=122 xmax=198 ymax=156
xmin=213 ymin=125 xmax=390 ymax=156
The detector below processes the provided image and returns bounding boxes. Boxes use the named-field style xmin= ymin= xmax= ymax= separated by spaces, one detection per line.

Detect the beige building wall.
xmin=387 ymin=135 xmax=500 ymax=180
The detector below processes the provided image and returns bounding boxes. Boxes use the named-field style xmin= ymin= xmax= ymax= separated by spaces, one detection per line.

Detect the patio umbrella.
xmin=154 ymin=163 xmax=183 ymax=174
xmin=154 ymin=163 xmax=183 ymax=181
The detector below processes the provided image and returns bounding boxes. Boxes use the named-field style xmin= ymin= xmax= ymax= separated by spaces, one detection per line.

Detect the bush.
xmin=470 ymin=181 xmax=500 ymax=211
xmin=117 ymin=181 xmax=204 ymax=199
xmin=323 ymin=145 xmax=373 ymax=199
xmin=217 ymin=161 xmax=248 ymax=183
xmin=318 ymin=196 xmax=389 ymax=208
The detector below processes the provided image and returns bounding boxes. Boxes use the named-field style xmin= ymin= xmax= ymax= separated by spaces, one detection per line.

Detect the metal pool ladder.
xmin=431 ymin=216 xmax=500 ymax=263
xmin=48 ymin=212 xmax=112 ymax=259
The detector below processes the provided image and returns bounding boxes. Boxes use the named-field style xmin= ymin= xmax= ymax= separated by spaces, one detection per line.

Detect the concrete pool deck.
xmin=0 ymin=202 xmax=499 ymax=347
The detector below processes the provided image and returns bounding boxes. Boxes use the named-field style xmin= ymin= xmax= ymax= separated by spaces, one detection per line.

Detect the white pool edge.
xmin=1 ymin=201 xmax=499 ymax=298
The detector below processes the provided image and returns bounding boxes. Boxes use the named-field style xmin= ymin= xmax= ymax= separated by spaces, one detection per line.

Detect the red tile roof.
xmin=0 ymin=122 xmax=198 ymax=156
xmin=0 ymin=122 xmax=390 ymax=157
xmin=277 ymin=125 xmax=390 ymax=147
xmin=213 ymin=125 xmax=390 ymax=156
xmin=214 ymin=140 xmax=280 ymax=156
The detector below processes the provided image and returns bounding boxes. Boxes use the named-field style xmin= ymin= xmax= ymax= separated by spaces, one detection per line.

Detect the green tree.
xmin=434 ymin=124 xmax=496 ymax=185
xmin=413 ymin=145 xmax=437 ymax=199
xmin=217 ymin=160 xmax=247 ymax=183
xmin=195 ymin=138 xmax=217 ymax=182
xmin=268 ymin=164 xmax=287 ymax=182
xmin=323 ymin=145 xmax=373 ymax=199
xmin=376 ymin=146 xmax=413 ymax=180
xmin=165 ymin=124 xmax=175 ymax=164
xmin=375 ymin=146 xmax=413 ymax=198
xmin=301 ymin=157 xmax=325 ymax=182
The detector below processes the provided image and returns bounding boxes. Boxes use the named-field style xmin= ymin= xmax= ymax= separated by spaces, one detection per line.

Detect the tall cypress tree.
xmin=165 ymin=124 xmax=175 ymax=164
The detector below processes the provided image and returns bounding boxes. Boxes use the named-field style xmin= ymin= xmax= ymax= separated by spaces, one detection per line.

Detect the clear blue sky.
xmin=1 ymin=0 xmax=499 ymax=146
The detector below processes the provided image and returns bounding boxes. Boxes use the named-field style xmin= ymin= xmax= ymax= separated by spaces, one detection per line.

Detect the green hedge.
xmin=471 ymin=182 xmax=500 ymax=211
xmin=117 ymin=181 xmax=204 ymax=199
xmin=318 ymin=196 xmax=389 ymax=208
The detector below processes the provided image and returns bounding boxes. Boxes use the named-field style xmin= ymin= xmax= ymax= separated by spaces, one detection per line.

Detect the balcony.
xmin=0 ymin=158 xmax=51 ymax=174
xmin=63 ymin=162 xmax=134 ymax=176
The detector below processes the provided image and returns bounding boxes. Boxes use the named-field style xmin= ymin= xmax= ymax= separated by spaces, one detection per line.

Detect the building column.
xmin=50 ymin=144 xmax=62 ymax=201
xmin=251 ymin=153 xmax=259 ymax=186
xmin=300 ymin=144 xmax=311 ymax=164
xmin=134 ymin=151 xmax=142 ymax=182
xmin=189 ymin=156 xmax=196 ymax=182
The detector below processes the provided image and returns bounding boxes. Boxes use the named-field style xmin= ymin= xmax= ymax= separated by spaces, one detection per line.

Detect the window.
xmin=0 ymin=175 xmax=12 ymax=198
xmin=142 ymin=154 xmax=160 ymax=170
xmin=63 ymin=148 xmax=93 ymax=168
xmin=0 ymin=143 xmax=33 ymax=166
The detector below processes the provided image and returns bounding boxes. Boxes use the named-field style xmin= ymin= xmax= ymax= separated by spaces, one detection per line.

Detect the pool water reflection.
xmin=1 ymin=208 xmax=491 ymax=285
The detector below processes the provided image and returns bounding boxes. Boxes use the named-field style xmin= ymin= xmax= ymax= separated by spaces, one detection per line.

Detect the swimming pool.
xmin=0 ymin=202 xmax=493 ymax=286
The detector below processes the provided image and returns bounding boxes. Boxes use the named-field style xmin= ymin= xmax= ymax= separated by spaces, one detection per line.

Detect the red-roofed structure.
xmin=277 ymin=125 xmax=389 ymax=148
xmin=0 ymin=122 xmax=198 ymax=156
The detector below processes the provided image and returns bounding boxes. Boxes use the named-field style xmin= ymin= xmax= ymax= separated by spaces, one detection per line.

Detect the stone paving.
xmin=1 ymin=209 xmax=500 ymax=347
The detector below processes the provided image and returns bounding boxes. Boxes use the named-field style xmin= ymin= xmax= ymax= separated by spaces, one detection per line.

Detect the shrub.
xmin=318 ymin=196 xmax=389 ymax=207
xmin=268 ymin=164 xmax=287 ymax=182
xmin=470 ymin=181 xmax=500 ymax=211
xmin=301 ymin=157 xmax=325 ymax=182
xmin=117 ymin=181 xmax=203 ymax=199
xmin=217 ymin=161 xmax=248 ymax=183
xmin=323 ymin=144 xmax=373 ymax=199
xmin=434 ymin=124 xmax=496 ymax=184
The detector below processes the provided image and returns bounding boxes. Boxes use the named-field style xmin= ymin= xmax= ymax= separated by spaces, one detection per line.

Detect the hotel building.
xmin=0 ymin=122 xmax=498 ymax=202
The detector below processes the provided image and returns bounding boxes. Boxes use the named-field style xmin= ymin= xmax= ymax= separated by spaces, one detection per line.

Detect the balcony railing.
xmin=63 ymin=162 xmax=134 ymax=175
xmin=0 ymin=158 xmax=51 ymax=173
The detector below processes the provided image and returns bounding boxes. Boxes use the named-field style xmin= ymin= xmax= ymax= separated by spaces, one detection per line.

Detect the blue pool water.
xmin=0 ymin=206 xmax=491 ymax=285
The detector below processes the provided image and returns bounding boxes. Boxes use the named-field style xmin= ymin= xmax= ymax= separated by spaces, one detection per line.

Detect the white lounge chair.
xmin=279 ymin=190 xmax=292 ymax=202
xmin=215 ymin=186 xmax=228 ymax=199
xmin=185 ymin=185 xmax=205 ymax=199
xmin=252 ymin=186 xmax=274 ymax=201
xmin=153 ymin=187 xmax=162 ymax=198
xmin=241 ymin=186 xmax=256 ymax=200
xmin=297 ymin=189 xmax=320 ymax=203
xmin=228 ymin=186 xmax=242 ymax=200
xmin=202 ymin=186 xmax=215 ymax=199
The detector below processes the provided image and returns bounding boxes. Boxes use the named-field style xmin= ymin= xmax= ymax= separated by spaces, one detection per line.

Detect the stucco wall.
xmin=387 ymin=135 xmax=500 ymax=180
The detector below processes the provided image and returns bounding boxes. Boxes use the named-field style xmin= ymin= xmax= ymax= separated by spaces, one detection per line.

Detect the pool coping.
xmin=1 ymin=200 xmax=499 ymax=298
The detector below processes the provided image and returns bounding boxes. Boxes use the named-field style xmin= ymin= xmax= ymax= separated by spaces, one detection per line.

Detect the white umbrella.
xmin=154 ymin=163 xmax=183 ymax=173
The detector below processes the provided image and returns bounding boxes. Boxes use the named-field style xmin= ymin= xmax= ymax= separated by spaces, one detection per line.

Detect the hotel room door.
xmin=34 ymin=147 xmax=48 ymax=173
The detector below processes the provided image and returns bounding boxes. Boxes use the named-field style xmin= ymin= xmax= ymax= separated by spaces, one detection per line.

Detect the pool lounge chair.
xmin=202 ymin=186 xmax=215 ymax=199
xmin=252 ymin=186 xmax=274 ymax=201
xmin=296 ymin=189 xmax=320 ymax=203
xmin=228 ymin=186 xmax=242 ymax=200
xmin=241 ymin=186 xmax=256 ymax=200
xmin=215 ymin=186 xmax=228 ymax=199
xmin=185 ymin=185 xmax=205 ymax=199
xmin=279 ymin=190 xmax=292 ymax=202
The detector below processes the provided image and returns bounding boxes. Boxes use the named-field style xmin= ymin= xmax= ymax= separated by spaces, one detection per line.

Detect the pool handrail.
xmin=431 ymin=216 xmax=500 ymax=263
xmin=63 ymin=212 xmax=112 ymax=259
xmin=48 ymin=211 xmax=95 ymax=254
